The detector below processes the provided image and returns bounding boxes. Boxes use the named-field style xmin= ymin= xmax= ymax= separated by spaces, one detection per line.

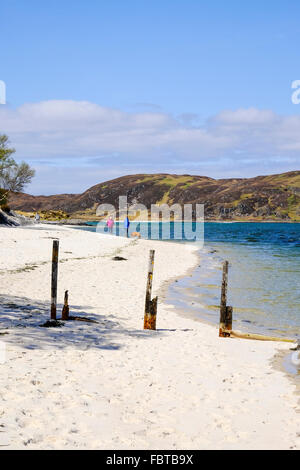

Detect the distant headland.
xmin=8 ymin=171 xmax=300 ymax=222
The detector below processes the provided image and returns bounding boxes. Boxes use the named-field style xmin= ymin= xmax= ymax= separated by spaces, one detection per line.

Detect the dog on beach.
xmin=131 ymin=232 xmax=141 ymax=238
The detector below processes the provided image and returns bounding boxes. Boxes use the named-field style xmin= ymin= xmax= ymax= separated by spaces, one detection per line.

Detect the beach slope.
xmin=0 ymin=226 xmax=298 ymax=449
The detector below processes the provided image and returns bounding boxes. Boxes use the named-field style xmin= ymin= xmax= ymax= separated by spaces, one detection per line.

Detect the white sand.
xmin=0 ymin=225 xmax=299 ymax=450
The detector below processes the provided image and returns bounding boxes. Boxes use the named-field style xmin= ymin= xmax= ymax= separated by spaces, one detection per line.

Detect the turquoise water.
xmin=168 ymin=223 xmax=300 ymax=339
xmin=78 ymin=222 xmax=300 ymax=339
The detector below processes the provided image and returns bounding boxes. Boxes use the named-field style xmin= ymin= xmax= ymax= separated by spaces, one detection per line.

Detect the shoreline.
xmin=161 ymin=246 xmax=300 ymax=391
xmin=65 ymin=219 xmax=300 ymax=225
xmin=8 ymin=216 xmax=300 ymax=227
xmin=0 ymin=225 xmax=299 ymax=449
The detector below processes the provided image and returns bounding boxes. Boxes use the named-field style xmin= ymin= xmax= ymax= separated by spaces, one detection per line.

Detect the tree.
xmin=0 ymin=134 xmax=35 ymax=205
xmin=0 ymin=134 xmax=16 ymax=168
xmin=0 ymin=162 xmax=35 ymax=192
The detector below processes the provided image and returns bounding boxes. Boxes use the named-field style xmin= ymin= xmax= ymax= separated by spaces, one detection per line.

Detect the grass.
xmin=155 ymin=175 xmax=196 ymax=188
xmin=264 ymin=173 xmax=300 ymax=187
xmin=156 ymin=190 xmax=172 ymax=205
xmin=136 ymin=174 xmax=197 ymax=188
xmin=287 ymin=194 xmax=300 ymax=220
xmin=15 ymin=210 xmax=69 ymax=221
xmin=229 ymin=193 xmax=254 ymax=208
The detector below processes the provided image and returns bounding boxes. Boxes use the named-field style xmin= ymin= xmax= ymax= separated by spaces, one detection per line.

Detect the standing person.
xmin=124 ymin=215 xmax=130 ymax=238
xmin=35 ymin=212 xmax=40 ymax=224
xmin=106 ymin=216 xmax=114 ymax=234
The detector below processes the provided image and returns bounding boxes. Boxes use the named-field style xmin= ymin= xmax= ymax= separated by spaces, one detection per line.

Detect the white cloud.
xmin=0 ymin=100 xmax=299 ymax=194
xmin=214 ymin=108 xmax=277 ymax=125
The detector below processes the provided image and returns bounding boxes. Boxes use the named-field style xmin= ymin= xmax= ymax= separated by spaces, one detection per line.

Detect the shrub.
xmin=0 ymin=188 xmax=8 ymax=207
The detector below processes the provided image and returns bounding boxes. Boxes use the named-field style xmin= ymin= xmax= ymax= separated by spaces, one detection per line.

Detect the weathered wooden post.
xmin=219 ymin=260 xmax=233 ymax=337
xmin=61 ymin=290 xmax=69 ymax=320
xmin=51 ymin=239 xmax=59 ymax=320
xmin=144 ymin=250 xmax=158 ymax=330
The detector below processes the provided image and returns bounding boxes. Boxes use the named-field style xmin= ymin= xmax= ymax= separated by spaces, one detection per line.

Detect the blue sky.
xmin=1 ymin=0 xmax=300 ymax=194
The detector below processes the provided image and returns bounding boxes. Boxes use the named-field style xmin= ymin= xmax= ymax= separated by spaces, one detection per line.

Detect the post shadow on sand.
xmin=0 ymin=294 xmax=162 ymax=352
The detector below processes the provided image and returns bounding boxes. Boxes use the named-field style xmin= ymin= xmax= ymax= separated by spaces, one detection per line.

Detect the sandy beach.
xmin=0 ymin=225 xmax=299 ymax=450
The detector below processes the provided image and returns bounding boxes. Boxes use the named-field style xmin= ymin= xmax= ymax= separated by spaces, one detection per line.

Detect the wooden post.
xmin=144 ymin=250 xmax=158 ymax=330
xmin=220 ymin=261 xmax=228 ymax=311
xmin=145 ymin=250 xmax=155 ymax=317
xmin=51 ymin=239 xmax=59 ymax=320
xmin=219 ymin=260 xmax=233 ymax=337
xmin=61 ymin=290 xmax=69 ymax=320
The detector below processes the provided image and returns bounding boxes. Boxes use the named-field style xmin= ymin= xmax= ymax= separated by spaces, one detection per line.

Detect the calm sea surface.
xmin=78 ymin=222 xmax=300 ymax=339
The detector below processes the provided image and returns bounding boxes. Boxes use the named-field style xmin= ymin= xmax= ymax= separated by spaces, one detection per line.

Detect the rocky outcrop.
xmin=0 ymin=209 xmax=34 ymax=226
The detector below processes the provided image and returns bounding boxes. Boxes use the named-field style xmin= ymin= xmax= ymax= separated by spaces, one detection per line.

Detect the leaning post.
xmin=51 ymin=239 xmax=59 ymax=320
xmin=61 ymin=290 xmax=69 ymax=320
xmin=144 ymin=250 xmax=158 ymax=330
xmin=219 ymin=260 xmax=233 ymax=337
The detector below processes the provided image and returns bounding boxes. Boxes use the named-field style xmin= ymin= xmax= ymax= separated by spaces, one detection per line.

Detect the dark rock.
xmin=0 ymin=209 xmax=34 ymax=226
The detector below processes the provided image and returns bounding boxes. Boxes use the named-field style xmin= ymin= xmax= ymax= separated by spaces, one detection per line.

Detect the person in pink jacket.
xmin=106 ymin=216 xmax=114 ymax=234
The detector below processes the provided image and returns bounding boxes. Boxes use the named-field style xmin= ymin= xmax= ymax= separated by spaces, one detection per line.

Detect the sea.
xmin=77 ymin=221 xmax=300 ymax=341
